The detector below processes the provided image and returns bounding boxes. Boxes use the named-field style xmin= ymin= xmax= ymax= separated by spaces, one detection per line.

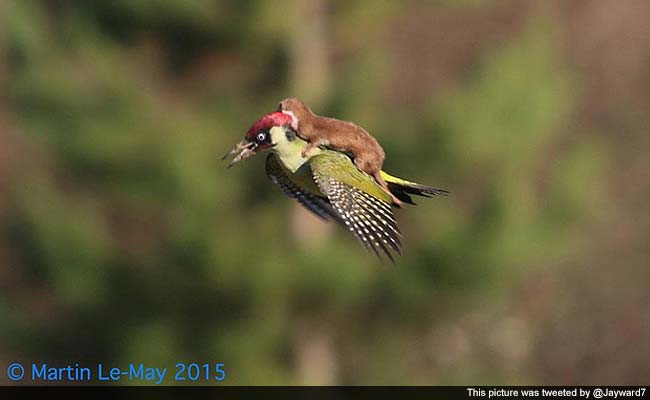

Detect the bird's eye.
xmin=256 ymin=132 xmax=266 ymax=142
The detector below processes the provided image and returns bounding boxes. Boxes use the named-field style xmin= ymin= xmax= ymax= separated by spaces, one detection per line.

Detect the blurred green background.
xmin=1 ymin=0 xmax=648 ymax=385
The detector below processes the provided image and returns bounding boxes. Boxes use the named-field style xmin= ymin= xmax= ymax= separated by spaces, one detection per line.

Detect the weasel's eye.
xmin=256 ymin=132 xmax=267 ymax=142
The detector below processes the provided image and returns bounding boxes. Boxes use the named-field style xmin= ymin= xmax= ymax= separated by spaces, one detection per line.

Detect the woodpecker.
xmin=223 ymin=108 xmax=448 ymax=261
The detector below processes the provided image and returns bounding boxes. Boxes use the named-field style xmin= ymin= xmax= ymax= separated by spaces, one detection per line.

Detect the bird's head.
xmin=223 ymin=111 xmax=299 ymax=167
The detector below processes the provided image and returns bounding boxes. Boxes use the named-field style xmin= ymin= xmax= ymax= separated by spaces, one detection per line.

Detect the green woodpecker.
xmin=223 ymin=107 xmax=448 ymax=261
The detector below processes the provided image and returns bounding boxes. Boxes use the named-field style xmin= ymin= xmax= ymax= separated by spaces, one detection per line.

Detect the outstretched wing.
xmin=311 ymin=158 xmax=402 ymax=262
xmin=265 ymin=153 xmax=341 ymax=222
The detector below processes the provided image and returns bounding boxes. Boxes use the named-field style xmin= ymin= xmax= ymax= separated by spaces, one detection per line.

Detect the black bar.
xmin=0 ymin=386 xmax=648 ymax=400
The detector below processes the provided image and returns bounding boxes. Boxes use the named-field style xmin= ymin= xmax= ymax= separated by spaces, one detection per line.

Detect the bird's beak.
xmin=222 ymin=140 xmax=258 ymax=168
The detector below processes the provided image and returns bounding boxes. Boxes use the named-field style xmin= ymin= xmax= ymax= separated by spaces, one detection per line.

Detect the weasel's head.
xmin=278 ymin=97 xmax=315 ymax=126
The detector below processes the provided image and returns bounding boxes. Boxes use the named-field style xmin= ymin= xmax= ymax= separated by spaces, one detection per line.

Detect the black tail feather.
xmin=387 ymin=182 xmax=448 ymax=205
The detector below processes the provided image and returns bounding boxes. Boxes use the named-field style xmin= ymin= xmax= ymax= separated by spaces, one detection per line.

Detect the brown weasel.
xmin=278 ymin=98 xmax=403 ymax=206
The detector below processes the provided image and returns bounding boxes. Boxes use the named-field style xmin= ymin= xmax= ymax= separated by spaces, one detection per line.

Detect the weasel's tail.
xmin=380 ymin=171 xmax=449 ymax=205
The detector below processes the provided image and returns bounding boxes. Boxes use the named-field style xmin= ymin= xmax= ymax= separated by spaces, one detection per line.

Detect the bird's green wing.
xmin=311 ymin=151 xmax=392 ymax=203
xmin=309 ymin=152 xmax=402 ymax=261
xmin=265 ymin=153 xmax=341 ymax=222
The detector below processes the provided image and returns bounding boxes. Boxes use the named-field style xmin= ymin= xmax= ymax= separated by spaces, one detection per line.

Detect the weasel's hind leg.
xmin=373 ymin=171 xmax=404 ymax=207
xmin=353 ymin=155 xmax=403 ymax=207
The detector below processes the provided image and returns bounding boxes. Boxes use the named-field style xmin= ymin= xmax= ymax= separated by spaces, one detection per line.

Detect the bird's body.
xmin=223 ymin=103 xmax=448 ymax=261
xmin=265 ymin=124 xmax=389 ymax=201
xmin=278 ymin=98 xmax=401 ymax=205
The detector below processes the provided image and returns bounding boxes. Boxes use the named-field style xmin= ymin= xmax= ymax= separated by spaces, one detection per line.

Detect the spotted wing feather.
xmin=313 ymin=174 xmax=402 ymax=262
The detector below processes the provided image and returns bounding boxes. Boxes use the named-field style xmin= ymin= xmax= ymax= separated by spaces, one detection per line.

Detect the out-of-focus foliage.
xmin=1 ymin=0 xmax=646 ymax=385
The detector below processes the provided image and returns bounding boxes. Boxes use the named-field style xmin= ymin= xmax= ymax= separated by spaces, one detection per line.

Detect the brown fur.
xmin=278 ymin=98 xmax=402 ymax=206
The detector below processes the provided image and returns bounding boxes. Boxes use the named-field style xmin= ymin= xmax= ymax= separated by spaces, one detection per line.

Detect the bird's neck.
xmin=269 ymin=125 xmax=322 ymax=173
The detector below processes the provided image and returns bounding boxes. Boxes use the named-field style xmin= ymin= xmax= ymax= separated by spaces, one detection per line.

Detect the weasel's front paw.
xmin=301 ymin=148 xmax=313 ymax=158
